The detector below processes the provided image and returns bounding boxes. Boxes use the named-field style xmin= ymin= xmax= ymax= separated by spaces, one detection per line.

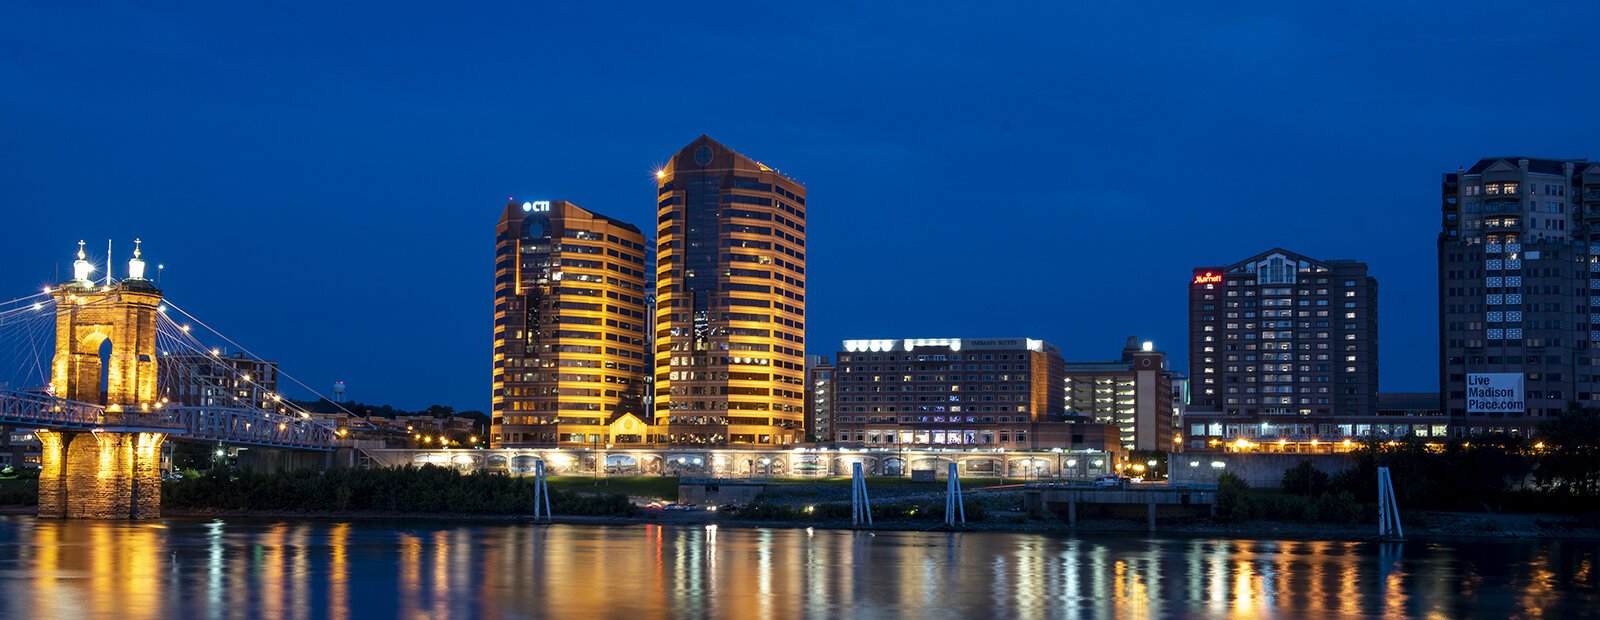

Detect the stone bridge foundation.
xmin=35 ymin=429 xmax=168 ymax=519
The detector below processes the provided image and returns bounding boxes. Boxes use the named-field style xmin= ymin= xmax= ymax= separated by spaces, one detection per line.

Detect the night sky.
xmin=4 ymin=3 xmax=1599 ymax=412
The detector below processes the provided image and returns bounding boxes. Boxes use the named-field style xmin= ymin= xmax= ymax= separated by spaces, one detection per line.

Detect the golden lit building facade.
xmin=655 ymin=136 xmax=807 ymax=446
xmin=492 ymin=199 xmax=653 ymax=448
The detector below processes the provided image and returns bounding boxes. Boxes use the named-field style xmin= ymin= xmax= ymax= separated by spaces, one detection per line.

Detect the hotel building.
xmin=1439 ymin=157 xmax=1600 ymax=438
xmin=830 ymin=338 xmax=1120 ymax=456
xmin=1062 ymin=337 xmax=1175 ymax=452
xmin=492 ymin=199 xmax=652 ymax=448
xmin=654 ymin=136 xmax=807 ymax=446
xmin=1183 ymin=249 xmax=1380 ymax=451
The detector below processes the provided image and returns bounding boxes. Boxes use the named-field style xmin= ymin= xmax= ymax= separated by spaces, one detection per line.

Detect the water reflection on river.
xmin=0 ymin=516 xmax=1595 ymax=618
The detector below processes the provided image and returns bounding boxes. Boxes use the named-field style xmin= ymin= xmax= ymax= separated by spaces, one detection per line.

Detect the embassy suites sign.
xmin=1466 ymin=373 xmax=1524 ymax=414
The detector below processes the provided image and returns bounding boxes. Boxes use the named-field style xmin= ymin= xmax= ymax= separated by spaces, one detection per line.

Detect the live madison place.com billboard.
xmin=1467 ymin=373 xmax=1525 ymax=414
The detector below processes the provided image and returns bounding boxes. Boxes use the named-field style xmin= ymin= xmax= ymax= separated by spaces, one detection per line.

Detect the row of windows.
xmin=841 ymin=381 xmax=1029 ymax=391
xmin=842 ymin=364 xmax=1030 ymax=375
xmin=842 ymin=395 xmax=1027 ymax=403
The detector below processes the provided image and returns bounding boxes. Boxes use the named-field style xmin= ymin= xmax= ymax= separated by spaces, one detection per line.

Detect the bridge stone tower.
xmin=36 ymin=241 xmax=174 ymax=519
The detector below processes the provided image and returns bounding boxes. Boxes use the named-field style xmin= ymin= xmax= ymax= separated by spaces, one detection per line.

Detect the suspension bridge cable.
xmin=0 ymin=300 xmax=59 ymax=389
xmin=152 ymin=312 xmax=317 ymax=418
xmin=158 ymin=298 xmax=358 ymax=417
xmin=0 ymin=291 xmax=51 ymax=311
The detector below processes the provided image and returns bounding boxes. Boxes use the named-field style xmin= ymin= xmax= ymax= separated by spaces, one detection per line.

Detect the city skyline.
xmin=5 ymin=4 xmax=1600 ymax=412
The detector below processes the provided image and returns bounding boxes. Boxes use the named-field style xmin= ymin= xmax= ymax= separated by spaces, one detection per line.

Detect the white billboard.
xmin=1466 ymin=373 xmax=1524 ymax=414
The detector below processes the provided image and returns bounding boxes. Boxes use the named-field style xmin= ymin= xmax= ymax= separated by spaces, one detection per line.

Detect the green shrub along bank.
xmin=731 ymin=498 xmax=990 ymax=523
xmin=1276 ymin=429 xmax=1600 ymax=516
xmin=0 ymin=479 xmax=38 ymax=506
xmin=163 ymin=465 xmax=639 ymax=517
xmin=1214 ymin=471 xmax=1363 ymax=524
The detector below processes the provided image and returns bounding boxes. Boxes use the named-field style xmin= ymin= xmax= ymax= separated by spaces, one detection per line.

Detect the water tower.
xmin=333 ymin=381 xmax=347 ymax=403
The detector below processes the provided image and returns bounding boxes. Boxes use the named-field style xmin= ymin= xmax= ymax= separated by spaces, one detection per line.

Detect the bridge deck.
xmin=0 ymin=389 xmax=335 ymax=451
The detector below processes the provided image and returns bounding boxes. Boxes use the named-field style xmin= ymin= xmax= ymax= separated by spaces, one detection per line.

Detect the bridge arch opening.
xmin=96 ymin=333 xmax=112 ymax=407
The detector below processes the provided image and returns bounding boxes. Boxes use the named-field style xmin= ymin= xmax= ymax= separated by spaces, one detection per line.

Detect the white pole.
xmin=852 ymin=461 xmax=872 ymax=528
xmin=1377 ymin=466 xmax=1403 ymax=540
xmin=945 ymin=462 xmax=965 ymax=526
xmin=534 ymin=459 xmax=552 ymax=523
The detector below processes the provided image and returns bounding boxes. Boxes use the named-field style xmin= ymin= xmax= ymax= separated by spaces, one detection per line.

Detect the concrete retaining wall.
xmin=1169 ymin=453 xmax=1355 ymax=488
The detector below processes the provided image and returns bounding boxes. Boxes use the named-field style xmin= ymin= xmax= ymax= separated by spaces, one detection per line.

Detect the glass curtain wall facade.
xmin=492 ymin=200 xmax=651 ymax=448
xmin=655 ymin=136 xmax=807 ymax=446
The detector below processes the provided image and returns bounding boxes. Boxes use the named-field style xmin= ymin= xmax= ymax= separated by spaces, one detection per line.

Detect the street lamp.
xmin=1147 ymin=459 xmax=1158 ymax=481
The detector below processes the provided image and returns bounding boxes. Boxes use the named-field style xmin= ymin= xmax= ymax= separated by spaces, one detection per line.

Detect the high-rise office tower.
xmin=1183 ymin=249 xmax=1380 ymax=451
xmin=1439 ymin=157 xmax=1600 ymax=438
xmin=654 ymin=136 xmax=807 ymax=446
xmin=492 ymin=199 xmax=652 ymax=448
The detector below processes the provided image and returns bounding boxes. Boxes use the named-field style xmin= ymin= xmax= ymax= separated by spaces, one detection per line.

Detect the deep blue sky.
xmin=4 ymin=3 xmax=1599 ymax=412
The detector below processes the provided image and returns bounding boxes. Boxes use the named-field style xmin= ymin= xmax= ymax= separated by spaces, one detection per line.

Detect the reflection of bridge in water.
xmin=0 ymin=242 xmax=341 ymax=518
xmin=372 ymin=446 xmax=1118 ymax=479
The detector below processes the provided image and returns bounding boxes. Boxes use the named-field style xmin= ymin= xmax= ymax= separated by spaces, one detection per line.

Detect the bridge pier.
xmin=36 ymin=429 xmax=168 ymax=519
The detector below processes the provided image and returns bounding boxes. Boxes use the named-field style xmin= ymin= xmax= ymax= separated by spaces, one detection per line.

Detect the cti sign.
xmin=1193 ymin=271 xmax=1222 ymax=285
xmin=522 ymin=201 xmax=551 ymax=213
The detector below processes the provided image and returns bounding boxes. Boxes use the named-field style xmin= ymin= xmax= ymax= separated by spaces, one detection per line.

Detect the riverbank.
xmin=6 ymin=504 xmax=1594 ymax=541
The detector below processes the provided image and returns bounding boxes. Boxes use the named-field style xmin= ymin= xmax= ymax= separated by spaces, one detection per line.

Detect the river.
xmin=0 ymin=516 xmax=1595 ymax=618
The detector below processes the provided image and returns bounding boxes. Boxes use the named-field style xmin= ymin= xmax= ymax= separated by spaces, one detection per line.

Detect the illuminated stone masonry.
xmin=35 ymin=241 xmax=178 ymax=519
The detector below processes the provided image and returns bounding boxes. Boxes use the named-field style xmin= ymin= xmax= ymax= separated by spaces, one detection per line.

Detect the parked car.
xmin=1093 ymin=474 xmax=1126 ymax=488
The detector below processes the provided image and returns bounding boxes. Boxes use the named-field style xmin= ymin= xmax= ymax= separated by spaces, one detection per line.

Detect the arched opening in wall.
xmin=97 ymin=337 xmax=112 ymax=405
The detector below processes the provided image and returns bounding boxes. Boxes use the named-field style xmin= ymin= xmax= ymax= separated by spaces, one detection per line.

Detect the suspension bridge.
xmin=0 ymin=241 xmax=344 ymax=518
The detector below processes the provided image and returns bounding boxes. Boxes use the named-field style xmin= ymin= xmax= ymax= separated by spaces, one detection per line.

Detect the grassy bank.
xmin=546 ymin=476 xmax=680 ymax=501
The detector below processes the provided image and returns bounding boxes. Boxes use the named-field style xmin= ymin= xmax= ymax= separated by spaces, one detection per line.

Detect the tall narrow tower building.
xmin=654 ymin=136 xmax=807 ymax=446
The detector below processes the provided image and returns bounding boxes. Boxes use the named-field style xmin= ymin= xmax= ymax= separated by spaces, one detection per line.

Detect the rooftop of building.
xmin=840 ymin=338 xmax=1056 ymax=354
xmin=668 ymin=135 xmax=804 ymax=186
xmin=503 ymin=199 xmax=641 ymax=235
xmin=1062 ymin=337 xmax=1166 ymax=372
xmin=1464 ymin=157 xmax=1592 ymax=176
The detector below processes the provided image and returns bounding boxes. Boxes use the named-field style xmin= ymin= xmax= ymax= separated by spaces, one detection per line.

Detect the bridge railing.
xmin=161 ymin=406 xmax=336 ymax=450
xmin=0 ymin=389 xmax=104 ymax=428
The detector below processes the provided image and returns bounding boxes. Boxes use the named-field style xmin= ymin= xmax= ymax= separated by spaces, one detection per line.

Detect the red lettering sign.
xmin=1193 ymin=272 xmax=1222 ymax=285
